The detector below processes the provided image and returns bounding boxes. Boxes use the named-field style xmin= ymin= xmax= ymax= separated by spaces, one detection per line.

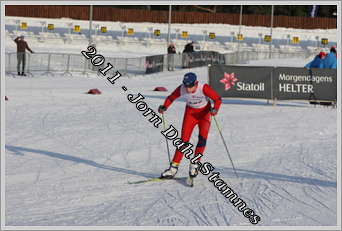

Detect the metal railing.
xmin=5 ymin=50 xmax=315 ymax=77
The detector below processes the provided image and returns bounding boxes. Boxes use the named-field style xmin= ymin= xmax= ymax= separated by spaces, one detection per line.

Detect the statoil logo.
xmin=220 ymin=72 xmax=264 ymax=92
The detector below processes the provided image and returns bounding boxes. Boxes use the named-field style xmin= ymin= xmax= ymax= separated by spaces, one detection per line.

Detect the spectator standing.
xmin=167 ymin=43 xmax=176 ymax=71
xmin=304 ymin=51 xmax=326 ymax=68
xmin=182 ymin=41 xmax=195 ymax=68
xmin=14 ymin=35 xmax=34 ymax=76
xmin=183 ymin=41 xmax=195 ymax=53
xmin=320 ymin=46 xmax=337 ymax=69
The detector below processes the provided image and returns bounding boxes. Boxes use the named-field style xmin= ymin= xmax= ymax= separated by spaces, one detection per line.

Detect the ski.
xmin=186 ymin=176 xmax=194 ymax=187
xmin=128 ymin=177 xmax=187 ymax=185
xmin=128 ymin=177 xmax=164 ymax=184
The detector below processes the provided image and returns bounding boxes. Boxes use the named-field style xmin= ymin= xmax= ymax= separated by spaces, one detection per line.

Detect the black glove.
xmin=158 ymin=105 xmax=167 ymax=114
xmin=209 ymin=107 xmax=218 ymax=116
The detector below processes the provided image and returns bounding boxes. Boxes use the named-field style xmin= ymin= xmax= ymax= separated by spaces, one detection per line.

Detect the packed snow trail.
xmin=5 ymin=67 xmax=337 ymax=226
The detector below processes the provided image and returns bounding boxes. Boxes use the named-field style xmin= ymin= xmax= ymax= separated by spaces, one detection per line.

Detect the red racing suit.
xmin=162 ymin=83 xmax=222 ymax=165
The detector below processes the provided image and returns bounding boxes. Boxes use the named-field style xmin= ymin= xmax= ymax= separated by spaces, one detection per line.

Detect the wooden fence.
xmin=5 ymin=5 xmax=337 ymax=29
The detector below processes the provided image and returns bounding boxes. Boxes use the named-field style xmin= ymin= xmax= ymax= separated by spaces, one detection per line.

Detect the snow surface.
xmin=5 ymin=67 xmax=337 ymax=226
xmin=3 ymin=17 xmax=338 ymax=227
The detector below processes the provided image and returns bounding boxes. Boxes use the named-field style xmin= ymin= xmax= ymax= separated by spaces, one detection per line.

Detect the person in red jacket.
xmin=158 ymin=72 xmax=222 ymax=179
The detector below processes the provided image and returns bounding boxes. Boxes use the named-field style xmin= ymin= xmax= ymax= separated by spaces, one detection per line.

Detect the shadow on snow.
xmin=6 ymin=145 xmax=335 ymax=188
xmin=5 ymin=145 xmax=157 ymax=179
xmin=217 ymin=167 xmax=336 ymax=188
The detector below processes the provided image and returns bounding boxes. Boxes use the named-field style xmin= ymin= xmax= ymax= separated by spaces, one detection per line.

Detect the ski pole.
xmin=212 ymin=115 xmax=239 ymax=178
xmin=161 ymin=113 xmax=171 ymax=164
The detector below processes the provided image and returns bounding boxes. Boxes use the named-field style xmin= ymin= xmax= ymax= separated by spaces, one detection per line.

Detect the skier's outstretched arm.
xmin=158 ymin=85 xmax=181 ymax=113
xmin=203 ymin=84 xmax=222 ymax=115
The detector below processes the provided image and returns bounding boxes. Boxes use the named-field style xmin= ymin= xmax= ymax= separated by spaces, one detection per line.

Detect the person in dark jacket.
xmin=320 ymin=46 xmax=337 ymax=69
xmin=14 ymin=35 xmax=34 ymax=76
xmin=304 ymin=51 xmax=326 ymax=69
xmin=167 ymin=43 xmax=176 ymax=71
xmin=183 ymin=41 xmax=194 ymax=53
xmin=182 ymin=41 xmax=195 ymax=68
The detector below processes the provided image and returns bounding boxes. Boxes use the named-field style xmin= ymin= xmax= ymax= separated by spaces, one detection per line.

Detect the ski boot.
xmin=189 ymin=162 xmax=199 ymax=178
xmin=187 ymin=163 xmax=199 ymax=187
xmin=160 ymin=162 xmax=178 ymax=179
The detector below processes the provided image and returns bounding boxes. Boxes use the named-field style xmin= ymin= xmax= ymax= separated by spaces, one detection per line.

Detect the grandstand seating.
xmin=5 ymin=26 xmax=330 ymax=54
xmin=9 ymin=30 xmax=38 ymax=43
xmin=11 ymin=30 xmax=30 ymax=37
xmin=251 ymin=43 xmax=275 ymax=51
xmin=305 ymin=46 xmax=321 ymax=53
xmin=116 ymin=36 xmax=141 ymax=45
xmin=173 ymin=39 xmax=190 ymax=49
xmin=141 ymin=38 xmax=167 ymax=47
xmin=223 ymin=42 xmax=253 ymax=51
xmin=91 ymin=35 xmax=114 ymax=44
xmin=278 ymin=45 xmax=304 ymax=53
xmin=64 ymin=33 xmax=88 ymax=44
xmin=5 ymin=29 xmax=13 ymax=40
xmin=37 ymin=32 xmax=64 ymax=44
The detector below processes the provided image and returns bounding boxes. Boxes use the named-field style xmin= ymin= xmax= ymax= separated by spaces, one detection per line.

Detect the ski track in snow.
xmin=4 ymin=66 xmax=337 ymax=226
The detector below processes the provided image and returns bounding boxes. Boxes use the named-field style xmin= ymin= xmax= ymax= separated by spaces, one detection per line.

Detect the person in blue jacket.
xmin=320 ymin=46 xmax=337 ymax=69
xmin=305 ymin=51 xmax=326 ymax=68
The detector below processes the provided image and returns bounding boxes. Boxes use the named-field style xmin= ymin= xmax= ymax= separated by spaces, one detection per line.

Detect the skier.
xmin=158 ymin=72 xmax=222 ymax=179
